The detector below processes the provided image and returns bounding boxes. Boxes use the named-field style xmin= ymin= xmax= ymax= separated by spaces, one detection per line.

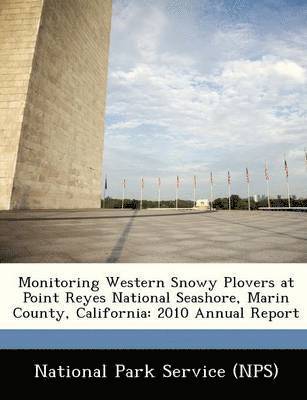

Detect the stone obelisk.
xmin=0 ymin=0 xmax=112 ymax=209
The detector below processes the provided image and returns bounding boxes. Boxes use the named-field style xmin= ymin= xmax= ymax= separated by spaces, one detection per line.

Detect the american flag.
xmin=227 ymin=171 xmax=231 ymax=185
xmin=245 ymin=167 xmax=250 ymax=183
xmin=123 ymin=178 xmax=126 ymax=188
xmin=210 ymin=172 xmax=213 ymax=185
xmin=193 ymin=175 xmax=197 ymax=188
xmin=265 ymin=161 xmax=270 ymax=181
xmin=104 ymin=176 xmax=108 ymax=190
xmin=284 ymin=158 xmax=289 ymax=178
xmin=158 ymin=177 xmax=161 ymax=187
xmin=141 ymin=177 xmax=144 ymax=189
xmin=176 ymin=176 xmax=180 ymax=188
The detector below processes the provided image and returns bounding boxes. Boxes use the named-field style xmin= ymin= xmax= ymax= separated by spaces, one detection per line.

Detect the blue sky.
xmin=103 ymin=0 xmax=307 ymax=200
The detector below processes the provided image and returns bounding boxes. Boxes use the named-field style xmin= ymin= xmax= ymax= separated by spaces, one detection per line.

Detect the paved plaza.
xmin=0 ymin=209 xmax=306 ymax=263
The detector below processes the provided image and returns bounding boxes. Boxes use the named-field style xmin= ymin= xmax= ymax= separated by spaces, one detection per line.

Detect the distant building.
xmin=195 ymin=199 xmax=210 ymax=209
xmin=253 ymin=195 xmax=259 ymax=203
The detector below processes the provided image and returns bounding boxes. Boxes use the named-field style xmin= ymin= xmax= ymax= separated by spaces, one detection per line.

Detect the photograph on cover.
xmin=0 ymin=0 xmax=307 ymax=263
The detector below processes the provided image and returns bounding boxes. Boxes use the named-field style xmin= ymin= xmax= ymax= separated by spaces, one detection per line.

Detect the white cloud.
xmin=219 ymin=57 xmax=306 ymax=85
xmin=274 ymin=60 xmax=306 ymax=83
xmin=104 ymin=0 xmax=307 ymax=199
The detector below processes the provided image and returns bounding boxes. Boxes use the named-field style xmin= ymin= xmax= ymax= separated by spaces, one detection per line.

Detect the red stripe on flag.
xmin=265 ymin=162 xmax=270 ymax=181
xmin=284 ymin=159 xmax=289 ymax=178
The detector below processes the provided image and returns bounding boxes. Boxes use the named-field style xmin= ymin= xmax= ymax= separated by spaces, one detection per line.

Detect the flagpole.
xmin=103 ymin=185 xmax=105 ymax=209
xmin=266 ymin=179 xmax=271 ymax=208
xmin=210 ymin=172 xmax=213 ymax=210
xmin=122 ymin=179 xmax=125 ymax=209
xmin=176 ymin=176 xmax=179 ymax=210
xmin=158 ymin=178 xmax=161 ymax=209
xmin=284 ymin=154 xmax=291 ymax=208
xmin=246 ymin=168 xmax=250 ymax=211
xmin=193 ymin=175 xmax=196 ymax=207
xmin=286 ymin=177 xmax=291 ymax=208
xmin=103 ymin=176 xmax=107 ymax=209
xmin=228 ymin=171 xmax=231 ymax=211
xmin=265 ymin=161 xmax=271 ymax=208
xmin=140 ymin=178 xmax=143 ymax=210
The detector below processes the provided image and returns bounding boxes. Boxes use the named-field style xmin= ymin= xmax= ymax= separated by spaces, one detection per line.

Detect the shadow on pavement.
xmin=106 ymin=210 xmax=138 ymax=263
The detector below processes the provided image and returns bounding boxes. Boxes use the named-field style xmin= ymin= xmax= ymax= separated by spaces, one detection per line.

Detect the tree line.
xmin=102 ymin=197 xmax=194 ymax=209
xmin=213 ymin=195 xmax=307 ymax=210
xmin=102 ymin=195 xmax=307 ymax=210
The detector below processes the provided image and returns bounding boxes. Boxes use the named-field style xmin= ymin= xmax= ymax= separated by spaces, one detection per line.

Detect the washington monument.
xmin=0 ymin=0 xmax=112 ymax=210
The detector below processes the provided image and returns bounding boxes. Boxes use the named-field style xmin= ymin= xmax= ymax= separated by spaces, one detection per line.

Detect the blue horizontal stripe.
xmin=0 ymin=330 xmax=306 ymax=349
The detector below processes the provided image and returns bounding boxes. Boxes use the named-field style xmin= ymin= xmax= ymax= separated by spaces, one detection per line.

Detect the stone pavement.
xmin=0 ymin=209 xmax=306 ymax=263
